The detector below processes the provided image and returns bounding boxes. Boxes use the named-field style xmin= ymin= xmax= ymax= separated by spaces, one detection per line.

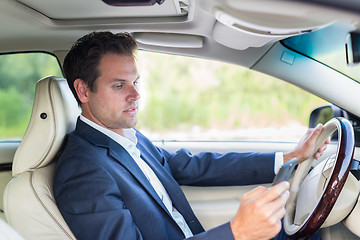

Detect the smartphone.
xmin=272 ymin=158 xmax=298 ymax=186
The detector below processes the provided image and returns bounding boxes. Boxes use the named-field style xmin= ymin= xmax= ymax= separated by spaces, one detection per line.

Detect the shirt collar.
xmin=79 ymin=115 xmax=138 ymax=150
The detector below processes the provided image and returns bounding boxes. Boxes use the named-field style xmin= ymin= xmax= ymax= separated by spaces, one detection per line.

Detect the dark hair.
xmin=63 ymin=31 xmax=138 ymax=105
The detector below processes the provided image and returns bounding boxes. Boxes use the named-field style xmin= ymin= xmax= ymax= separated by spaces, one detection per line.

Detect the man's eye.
xmin=115 ymin=84 xmax=123 ymax=89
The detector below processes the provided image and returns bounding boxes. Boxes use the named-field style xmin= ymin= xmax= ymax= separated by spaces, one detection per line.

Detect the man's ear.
xmin=73 ymin=78 xmax=89 ymax=104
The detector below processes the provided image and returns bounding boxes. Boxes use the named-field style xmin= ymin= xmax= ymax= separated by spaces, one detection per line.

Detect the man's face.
xmin=79 ymin=53 xmax=140 ymax=135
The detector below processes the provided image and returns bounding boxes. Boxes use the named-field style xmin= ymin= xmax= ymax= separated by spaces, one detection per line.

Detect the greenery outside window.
xmin=0 ymin=52 xmax=63 ymax=140
xmin=136 ymin=51 xmax=328 ymax=142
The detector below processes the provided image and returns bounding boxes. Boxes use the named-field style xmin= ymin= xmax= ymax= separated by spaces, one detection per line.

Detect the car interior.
xmin=4 ymin=76 xmax=79 ymax=239
xmin=1 ymin=0 xmax=360 ymax=239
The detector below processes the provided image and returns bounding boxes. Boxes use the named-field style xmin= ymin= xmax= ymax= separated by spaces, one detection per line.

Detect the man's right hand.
xmin=230 ymin=181 xmax=290 ymax=240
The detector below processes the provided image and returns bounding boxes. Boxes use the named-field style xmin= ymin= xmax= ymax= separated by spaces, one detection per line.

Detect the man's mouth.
xmin=124 ymin=107 xmax=137 ymax=115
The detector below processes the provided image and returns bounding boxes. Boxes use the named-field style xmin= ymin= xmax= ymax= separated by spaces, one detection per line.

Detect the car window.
xmin=0 ymin=51 xmax=328 ymax=143
xmin=0 ymin=52 xmax=63 ymax=140
xmin=136 ymin=51 xmax=328 ymax=142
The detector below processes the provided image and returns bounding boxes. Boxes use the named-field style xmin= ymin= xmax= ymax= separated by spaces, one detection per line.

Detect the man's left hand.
xmin=284 ymin=123 xmax=330 ymax=164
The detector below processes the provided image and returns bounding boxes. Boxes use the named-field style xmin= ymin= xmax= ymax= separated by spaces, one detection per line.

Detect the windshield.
xmin=282 ymin=22 xmax=360 ymax=82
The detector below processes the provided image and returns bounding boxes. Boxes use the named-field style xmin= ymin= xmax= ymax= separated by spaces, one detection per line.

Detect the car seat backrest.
xmin=4 ymin=76 xmax=80 ymax=240
xmin=0 ymin=142 xmax=18 ymax=221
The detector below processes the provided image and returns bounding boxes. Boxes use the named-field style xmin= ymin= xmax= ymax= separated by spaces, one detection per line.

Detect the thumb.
xmin=307 ymin=123 xmax=323 ymax=142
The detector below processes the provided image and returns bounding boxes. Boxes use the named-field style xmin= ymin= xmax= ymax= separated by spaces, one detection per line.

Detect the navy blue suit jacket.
xmin=54 ymin=119 xmax=276 ymax=240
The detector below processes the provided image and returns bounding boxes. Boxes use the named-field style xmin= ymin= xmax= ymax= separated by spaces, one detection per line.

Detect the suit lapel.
xmin=75 ymin=119 xmax=171 ymax=217
xmin=108 ymin=147 xmax=171 ymax=214
xmin=138 ymin=143 xmax=204 ymax=234
xmin=75 ymin=118 xmax=204 ymax=234
xmin=139 ymin=149 xmax=183 ymax=207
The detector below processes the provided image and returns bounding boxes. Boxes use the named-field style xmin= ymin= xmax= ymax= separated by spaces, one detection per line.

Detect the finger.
xmin=241 ymin=186 xmax=268 ymax=202
xmin=270 ymin=203 xmax=287 ymax=222
xmin=257 ymin=204 xmax=284 ymax=238
xmin=270 ymin=181 xmax=290 ymax=196
xmin=256 ymin=182 xmax=289 ymax=205
xmin=307 ymin=123 xmax=323 ymax=142
xmin=320 ymin=137 xmax=330 ymax=149
xmin=317 ymin=144 xmax=327 ymax=154
xmin=269 ymin=206 xmax=286 ymax=230
xmin=315 ymin=151 xmax=325 ymax=160
xmin=313 ymin=137 xmax=330 ymax=160
xmin=266 ymin=189 xmax=290 ymax=213
xmin=259 ymin=190 xmax=289 ymax=223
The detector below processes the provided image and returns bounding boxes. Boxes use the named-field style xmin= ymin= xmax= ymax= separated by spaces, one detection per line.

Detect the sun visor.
xmin=134 ymin=32 xmax=203 ymax=48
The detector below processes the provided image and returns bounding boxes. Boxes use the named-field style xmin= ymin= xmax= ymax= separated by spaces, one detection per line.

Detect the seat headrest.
xmin=12 ymin=76 xmax=80 ymax=176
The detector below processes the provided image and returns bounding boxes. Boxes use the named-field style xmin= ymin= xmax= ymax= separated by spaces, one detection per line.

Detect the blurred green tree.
xmin=0 ymin=53 xmax=62 ymax=139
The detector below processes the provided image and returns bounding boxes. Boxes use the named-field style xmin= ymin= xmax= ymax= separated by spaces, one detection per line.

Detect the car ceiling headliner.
xmin=0 ymin=0 xmax=359 ymax=68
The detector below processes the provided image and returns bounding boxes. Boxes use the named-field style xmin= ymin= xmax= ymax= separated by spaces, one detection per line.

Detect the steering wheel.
xmin=283 ymin=117 xmax=355 ymax=239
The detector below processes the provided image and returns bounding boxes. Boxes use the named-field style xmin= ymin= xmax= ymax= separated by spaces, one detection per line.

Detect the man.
xmin=54 ymin=31 xmax=328 ymax=240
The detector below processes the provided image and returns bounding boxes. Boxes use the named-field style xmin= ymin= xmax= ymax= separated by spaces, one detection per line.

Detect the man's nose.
xmin=127 ymin=85 xmax=140 ymax=102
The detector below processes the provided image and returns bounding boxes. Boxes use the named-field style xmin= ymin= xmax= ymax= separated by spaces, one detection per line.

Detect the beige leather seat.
xmin=4 ymin=76 xmax=80 ymax=240
xmin=0 ymin=218 xmax=25 ymax=240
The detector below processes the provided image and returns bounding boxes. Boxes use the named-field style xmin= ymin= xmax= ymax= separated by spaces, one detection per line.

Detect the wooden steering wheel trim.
xmin=291 ymin=118 xmax=355 ymax=239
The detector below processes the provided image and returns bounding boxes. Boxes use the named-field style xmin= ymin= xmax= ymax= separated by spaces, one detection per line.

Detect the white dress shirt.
xmin=274 ymin=152 xmax=284 ymax=174
xmin=80 ymin=115 xmax=193 ymax=238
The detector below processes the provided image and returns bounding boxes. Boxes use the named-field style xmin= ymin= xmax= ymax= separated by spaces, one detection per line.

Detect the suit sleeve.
xmin=188 ymin=222 xmax=235 ymax=240
xmin=158 ymin=148 xmax=276 ymax=186
xmin=54 ymin=156 xmax=143 ymax=240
